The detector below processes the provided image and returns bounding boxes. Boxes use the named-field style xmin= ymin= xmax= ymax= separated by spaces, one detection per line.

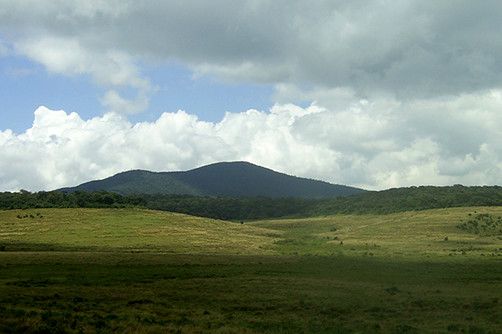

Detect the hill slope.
xmin=2 ymin=206 xmax=500 ymax=258
xmin=250 ymin=206 xmax=502 ymax=258
xmin=0 ymin=208 xmax=277 ymax=254
xmin=60 ymin=161 xmax=364 ymax=198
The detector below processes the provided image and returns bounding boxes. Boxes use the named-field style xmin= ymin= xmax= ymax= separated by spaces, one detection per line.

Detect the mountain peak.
xmin=60 ymin=161 xmax=365 ymax=198
xmin=190 ymin=161 xmax=261 ymax=169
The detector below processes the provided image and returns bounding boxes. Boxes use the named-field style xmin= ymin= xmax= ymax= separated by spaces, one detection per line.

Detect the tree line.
xmin=0 ymin=190 xmax=146 ymax=210
xmin=1 ymin=185 xmax=501 ymax=220
xmin=312 ymin=185 xmax=502 ymax=215
xmin=0 ymin=190 xmax=317 ymax=220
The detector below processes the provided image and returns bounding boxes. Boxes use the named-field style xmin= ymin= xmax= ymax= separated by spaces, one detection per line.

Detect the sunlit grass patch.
xmin=250 ymin=207 xmax=502 ymax=258
xmin=0 ymin=208 xmax=279 ymax=255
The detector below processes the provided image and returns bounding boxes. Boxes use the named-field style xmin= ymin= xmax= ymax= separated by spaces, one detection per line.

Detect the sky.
xmin=0 ymin=0 xmax=501 ymax=192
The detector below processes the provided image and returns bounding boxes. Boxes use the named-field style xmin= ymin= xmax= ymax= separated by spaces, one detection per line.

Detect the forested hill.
xmin=59 ymin=161 xmax=364 ymax=199
xmin=311 ymin=185 xmax=502 ymax=215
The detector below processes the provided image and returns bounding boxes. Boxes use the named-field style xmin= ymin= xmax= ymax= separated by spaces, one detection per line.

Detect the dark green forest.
xmin=0 ymin=191 xmax=313 ymax=220
xmin=1 ymin=185 xmax=502 ymax=220
xmin=312 ymin=185 xmax=502 ymax=215
xmin=0 ymin=191 xmax=146 ymax=210
xmin=143 ymin=194 xmax=316 ymax=220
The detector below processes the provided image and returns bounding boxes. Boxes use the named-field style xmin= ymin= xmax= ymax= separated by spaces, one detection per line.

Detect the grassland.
xmin=252 ymin=207 xmax=502 ymax=259
xmin=0 ymin=208 xmax=277 ymax=255
xmin=0 ymin=207 xmax=501 ymax=333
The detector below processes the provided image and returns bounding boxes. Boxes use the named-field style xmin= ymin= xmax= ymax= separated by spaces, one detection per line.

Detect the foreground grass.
xmin=0 ymin=207 xmax=501 ymax=333
xmin=0 ymin=252 xmax=500 ymax=333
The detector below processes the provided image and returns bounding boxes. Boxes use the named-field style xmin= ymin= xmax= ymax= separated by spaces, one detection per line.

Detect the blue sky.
xmin=137 ymin=62 xmax=274 ymax=124
xmin=0 ymin=1 xmax=501 ymax=191
xmin=1 ymin=51 xmax=100 ymax=131
xmin=1 ymin=48 xmax=274 ymax=133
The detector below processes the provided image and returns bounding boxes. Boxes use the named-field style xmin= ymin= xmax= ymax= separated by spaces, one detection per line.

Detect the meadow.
xmin=0 ymin=207 xmax=501 ymax=333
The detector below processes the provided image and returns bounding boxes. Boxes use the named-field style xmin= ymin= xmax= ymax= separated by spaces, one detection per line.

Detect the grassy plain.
xmin=0 ymin=207 xmax=501 ymax=333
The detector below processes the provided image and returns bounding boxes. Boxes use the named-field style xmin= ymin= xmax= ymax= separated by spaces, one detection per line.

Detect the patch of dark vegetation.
xmin=7 ymin=279 xmax=59 ymax=287
xmin=71 ymin=296 xmax=86 ymax=303
xmin=468 ymin=325 xmax=488 ymax=334
xmin=457 ymin=213 xmax=502 ymax=236
xmin=143 ymin=194 xmax=320 ymax=220
xmin=394 ymin=324 xmax=419 ymax=333
xmin=0 ymin=190 xmax=145 ymax=211
xmin=447 ymin=323 xmax=461 ymax=332
xmin=127 ymin=299 xmax=154 ymax=306
xmin=367 ymin=306 xmax=397 ymax=315
xmin=470 ymin=300 xmax=498 ymax=311
xmin=385 ymin=286 xmax=401 ymax=295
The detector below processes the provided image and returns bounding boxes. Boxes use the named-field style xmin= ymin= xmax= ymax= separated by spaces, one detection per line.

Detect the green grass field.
xmin=0 ymin=208 xmax=278 ymax=255
xmin=0 ymin=207 xmax=501 ymax=333
xmin=251 ymin=207 xmax=502 ymax=258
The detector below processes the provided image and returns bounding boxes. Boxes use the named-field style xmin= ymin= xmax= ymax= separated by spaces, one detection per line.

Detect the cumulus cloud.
xmin=1 ymin=1 xmax=501 ymax=190
xmin=1 ymin=92 xmax=501 ymax=192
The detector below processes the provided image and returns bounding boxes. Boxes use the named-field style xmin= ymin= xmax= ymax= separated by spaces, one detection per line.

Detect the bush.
xmin=457 ymin=213 xmax=502 ymax=236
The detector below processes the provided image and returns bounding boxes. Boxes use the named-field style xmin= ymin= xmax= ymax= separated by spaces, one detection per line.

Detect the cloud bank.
xmin=2 ymin=1 xmax=502 ymax=104
xmin=1 ymin=91 xmax=501 ymax=192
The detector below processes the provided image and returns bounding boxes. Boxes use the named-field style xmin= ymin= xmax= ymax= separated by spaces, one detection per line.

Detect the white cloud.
xmin=16 ymin=38 xmax=147 ymax=88
xmin=1 ymin=91 xmax=501 ymax=192
xmin=3 ymin=1 xmax=502 ymax=101
xmin=15 ymin=36 xmax=153 ymax=114
xmin=101 ymin=90 xmax=150 ymax=115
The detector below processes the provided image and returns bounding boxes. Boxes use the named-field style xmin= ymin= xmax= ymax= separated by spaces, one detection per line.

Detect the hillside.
xmin=59 ymin=161 xmax=364 ymax=198
xmin=250 ymin=206 xmax=502 ymax=258
xmin=0 ymin=208 xmax=277 ymax=254
xmin=1 ymin=206 xmax=500 ymax=258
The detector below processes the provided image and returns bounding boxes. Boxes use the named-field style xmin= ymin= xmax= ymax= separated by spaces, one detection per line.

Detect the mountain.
xmin=59 ymin=161 xmax=365 ymax=198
